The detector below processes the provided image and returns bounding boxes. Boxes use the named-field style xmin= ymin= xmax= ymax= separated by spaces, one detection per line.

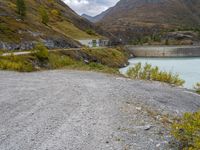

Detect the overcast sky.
xmin=63 ymin=0 xmax=119 ymax=16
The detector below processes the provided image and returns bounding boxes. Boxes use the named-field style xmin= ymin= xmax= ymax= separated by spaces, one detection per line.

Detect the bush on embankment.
xmin=126 ymin=63 xmax=185 ymax=86
xmin=0 ymin=45 xmax=126 ymax=74
xmin=171 ymin=111 xmax=200 ymax=150
xmin=194 ymin=83 xmax=200 ymax=94
xmin=82 ymin=47 xmax=128 ymax=68
xmin=0 ymin=54 xmax=35 ymax=72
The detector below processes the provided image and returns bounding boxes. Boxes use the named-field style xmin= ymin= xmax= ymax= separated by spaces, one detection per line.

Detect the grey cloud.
xmin=63 ymin=0 xmax=119 ymax=16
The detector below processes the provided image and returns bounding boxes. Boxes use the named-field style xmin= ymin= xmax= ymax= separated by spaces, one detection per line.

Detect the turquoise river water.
xmin=120 ymin=57 xmax=200 ymax=89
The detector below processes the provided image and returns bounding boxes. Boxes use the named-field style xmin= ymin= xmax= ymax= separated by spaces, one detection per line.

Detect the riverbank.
xmin=0 ymin=70 xmax=199 ymax=150
xmin=120 ymin=57 xmax=200 ymax=89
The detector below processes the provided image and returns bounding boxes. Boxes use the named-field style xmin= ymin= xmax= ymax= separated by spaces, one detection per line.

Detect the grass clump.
xmin=171 ymin=111 xmax=200 ymax=150
xmin=126 ymin=63 xmax=185 ymax=86
xmin=85 ymin=29 xmax=97 ymax=36
xmin=48 ymin=53 xmax=75 ymax=69
xmin=69 ymin=62 xmax=118 ymax=74
xmin=82 ymin=48 xmax=128 ymax=68
xmin=194 ymin=83 xmax=200 ymax=94
xmin=0 ymin=54 xmax=34 ymax=72
xmin=53 ymin=21 xmax=99 ymax=39
xmin=86 ymin=62 xmax=118 ymax=74
xmin=0 ymin=51 xmax=3 ymax=56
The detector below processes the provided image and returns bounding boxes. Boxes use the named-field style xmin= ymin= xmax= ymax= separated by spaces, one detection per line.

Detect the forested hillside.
xmin=0 ymin=0 xmax=104 ymax=50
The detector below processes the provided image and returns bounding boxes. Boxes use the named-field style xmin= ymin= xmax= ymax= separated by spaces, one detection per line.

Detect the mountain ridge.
xmin=97 ymin=0 xmax=200 ymax=43
xmin=82 ymin=7 xmax=112 ymax=23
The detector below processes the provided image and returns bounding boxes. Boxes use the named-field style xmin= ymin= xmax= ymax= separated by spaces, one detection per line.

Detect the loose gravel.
xmin=0 ymin=70 xmax=199 ymax=150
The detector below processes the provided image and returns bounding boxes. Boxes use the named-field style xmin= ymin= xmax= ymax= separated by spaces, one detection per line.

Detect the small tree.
xmin=165 ymin=39 xmax=169 ymax=45
xmin=39 ymin=6 xmax=49 ymax=25
xmin=16 ymin=0 xmax=26 ymax=19
xmin=32 ymin=43 xmax=49 ymax=60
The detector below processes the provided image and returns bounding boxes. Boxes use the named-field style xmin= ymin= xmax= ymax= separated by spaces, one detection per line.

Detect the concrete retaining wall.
xmin=126 ymin=46 xmax=200 ymax=57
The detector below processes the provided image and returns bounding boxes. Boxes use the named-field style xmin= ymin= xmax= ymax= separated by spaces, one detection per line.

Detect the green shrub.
xmin=0 ymin=23 xmax=13 ymax=34
xmin=32 ymin=43 xmax=49 ymax=60
xmin=88 ymin=62 xmax=118 ymax=74
xmin=0 ymin=55 xmax=34 ymax=72
xmin=16 ymin=0 xmax=26 ymax=19
xmin=82 ymin=48 xmax=127 ymax=68
xmin=194 ymin=83 xmax=200 ymax=94
xmin=51 ymin=9 xmax=60 ymax=18
xmin=0 ymin=51 xmax=3 ymax=56
xmin=88 ymin=62 xmax=105 ymax=70
xmin=171 ymin=111 xmax=200 ymax=150
xmin=39 ymin=6 xmax=49 ymax=25
xmin=126 ymin=63 xmax=185 ymax=86
xmin=85 ymin=29 xmax=96 ymax=35
xmin=48 ymin=53 xmax=75 ymax=69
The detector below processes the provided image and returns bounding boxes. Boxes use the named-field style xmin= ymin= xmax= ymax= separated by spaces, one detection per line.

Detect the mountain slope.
xmin=82 ymin=8 xmax=112 ymax=23
xmin=0 ymin=0 xmax=104 ymax=50
xmin=82 ymin=14 xmax=96 ymax=23
xmin=98 ymin=0 xmax=200 ymax=43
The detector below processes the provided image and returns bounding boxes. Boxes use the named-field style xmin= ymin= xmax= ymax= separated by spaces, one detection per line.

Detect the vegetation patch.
xmin=126 ymin=63 xmax=185 ymax=86
xmin=0 ymin=0 xmax=101 ymax=45
xmin=194 ymin=83 xmax=200 ymax=94
xmin=52 ymin=21 xmax=100 ymax=40
xmin=85 ymin=29 xmax=97 ymax=36
xmin=171 ymin=111 xmax=200 ymax=150
xmin=16 ymin=0 xmax=26 ymax=20
xmin=82 ymin=47 xmax=128 ymax=68
xmin=39 ymin=6 xmax=49 ymax=25
xmin=32 ymin=43 xmax=49 ymax=60
xmin=0 ymin=54 xmax=34 ymax=72
xmin=0 ymin=44 xmax=122 ymax=74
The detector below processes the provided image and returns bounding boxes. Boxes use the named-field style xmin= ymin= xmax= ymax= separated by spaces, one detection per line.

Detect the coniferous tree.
xmin=16 ymin=0 xmax=26 ymax=19
xmin=39 ymin=6 xmax=49 ymax=25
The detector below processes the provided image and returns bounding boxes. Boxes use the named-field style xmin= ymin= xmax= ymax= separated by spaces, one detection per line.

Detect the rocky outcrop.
xmin=42 ymin=38 xmax=80 ymax=49
xmin=0 ymin=41 xmax=35 ymax=51
xmin=0 ymin=38 xmax=81 ymax=51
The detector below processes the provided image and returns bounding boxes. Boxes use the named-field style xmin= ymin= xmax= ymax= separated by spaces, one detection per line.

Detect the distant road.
xmin=1 ymin=47 xmax=108 ymax=56
xmin=2 ymin=48 xmax=82 ymax=56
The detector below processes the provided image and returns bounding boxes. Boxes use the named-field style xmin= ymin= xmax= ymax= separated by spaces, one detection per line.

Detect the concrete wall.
xmin=78 ymin=39 xmax=99 ymax=48
xmin=78 ymin=39 xmax=109 ymax=48
xmin=126 ymin=46 xmax=200 ymax=57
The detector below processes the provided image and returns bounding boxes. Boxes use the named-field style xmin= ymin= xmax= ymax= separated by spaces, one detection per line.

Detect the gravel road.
xmin=0 ymin=70 xmax=199 ymax=150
